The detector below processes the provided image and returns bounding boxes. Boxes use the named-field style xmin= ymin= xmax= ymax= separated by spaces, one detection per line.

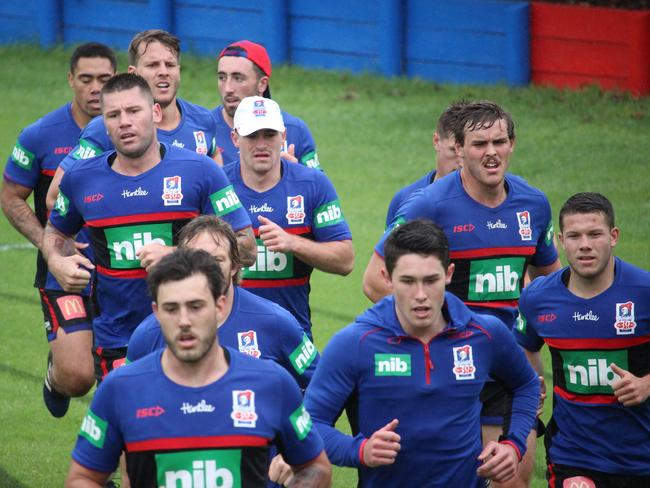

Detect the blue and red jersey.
xmin=60 ymin=98 xmax=219 ymax=171
xmin=71 ymin=347 xmax=324 ymax=486
xmin=49 ymin=144 xmax=251 ymax=348
xmin=225 ymin=160 xmax=351 ymax=334
xmin=377 ymin=171 xmax=558 ymax=328
xmin=384 ymin=169 xmax=436 ymax=229
xmin=3 ymin=102 xmax=92 ymax=292
xmin=214 ymin=106 xmax=320 ymax=169
xmin=127 ymin=286 xmax=319 ymax=389
xmin=515 ymin=258 xmax=650 ymax=475
xmin=305 ymin=292 xmax=539 ymax=487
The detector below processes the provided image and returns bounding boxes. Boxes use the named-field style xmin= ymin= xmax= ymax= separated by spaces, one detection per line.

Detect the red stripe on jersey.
xmin=39 ymin=288 xmax=60 ymax=335
xmin=41 ymin=169 xmax=56 ymax=176
xmin=240 ymin=277 xmax=309 ymax=288
xmin=546 ymin=336 xmax=650 ymax=350
xmin=554 ymin=385 xmax=617 ymax=404
xmin=96 ymin=265 xmax=147 ymax=279
xmin=86 ymin=211 xmax=199 ymax=227
xmin=464 ymin=300 xmax=519 ymax=309
xmin=450 ymin=246 xmax=536 ymax=259
xmin=126 ymin=435 xmax=271 ymax=452
xmin=253 ymin=226 xmax=312 ymax=237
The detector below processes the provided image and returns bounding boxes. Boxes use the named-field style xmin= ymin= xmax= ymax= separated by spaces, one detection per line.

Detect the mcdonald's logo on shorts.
xmin=56 ymin=295 xmax=87 ymax=321
xmin=563 ymin=476 xmax=596 ymax=488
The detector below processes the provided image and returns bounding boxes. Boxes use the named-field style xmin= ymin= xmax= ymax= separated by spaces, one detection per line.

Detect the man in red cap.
xmin=213 ymin=40 xmax=321 ymax=170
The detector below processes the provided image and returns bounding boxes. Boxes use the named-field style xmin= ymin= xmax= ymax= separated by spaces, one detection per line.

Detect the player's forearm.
xmin=0 ymin=191 xmax=43 ymax=248
xmin=292 ymin=238 xmax=354 ymax=276
xmin=288 ymin=451 xmax=332 ymax=488
xmin=42 ymin=223 xmax=76 ymax=260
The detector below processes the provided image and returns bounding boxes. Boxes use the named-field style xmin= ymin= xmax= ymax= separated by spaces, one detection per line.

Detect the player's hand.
xmin=257 ymin=216 xmax=295 ymax=253
xmin=537 ymin=375 xmax=546 ymax=417
xmin=136 ymin=244 xmax=175 ymax=271
xmin=268 ymin=454 xmax=293 ymax=486
xmin=281 ymin=143 xmax=298 ymax=163
xmin=212 ymin=148 xmax=224 ymax=167
xmin=476 ymin=441 xmax=518 ymax=483
xmin=362 ymin=419 xmax=401 ymax=468
xmin=48 ymin=254 xmax=94 ymax=293
xmin=611 ymin=363 xmax=650 ymax=406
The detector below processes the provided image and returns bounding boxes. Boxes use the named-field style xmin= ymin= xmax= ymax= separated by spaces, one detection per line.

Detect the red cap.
xmin=218 ymin=40 xmax=272 ymax=77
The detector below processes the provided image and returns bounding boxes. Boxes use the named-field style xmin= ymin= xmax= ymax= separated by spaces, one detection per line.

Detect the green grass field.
xmin=0 ymin=44 xmax=648 ymax=487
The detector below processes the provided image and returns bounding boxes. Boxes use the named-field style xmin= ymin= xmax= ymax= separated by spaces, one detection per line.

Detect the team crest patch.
xmin=452 ymin=345 xmax=476 ymax=380
xmin=193 ymin=131 xmax=208 ymax=155
xmin=286 ymin=195 xmax=306 ymax=224
xmin=162 ymin=176 xmax=183 ymax=206
xmin=516 ymin=211 xmax=532 ymax=241
xmin=614 ymin=301 xmax=636 ymax=335
xmin=237 ymin=330 xmax=261 ymax=358
xmin=231 ymin=390 xmax=258 ymax=428
xmin=253 ymin=99 xmax=266 ymax=117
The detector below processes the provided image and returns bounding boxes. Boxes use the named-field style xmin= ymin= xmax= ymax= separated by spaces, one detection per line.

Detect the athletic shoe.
xmin=43 ymin=351 xmax=70 ymax=418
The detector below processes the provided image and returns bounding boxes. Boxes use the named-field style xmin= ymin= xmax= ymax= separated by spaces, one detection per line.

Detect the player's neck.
xmin=222 ymin=107 xmax=234 ymax=128
xmin=70 ymin=101 xmax=93 ymax=130
xmin=460 ymin=169 xmax=507 ymax=208
xmin=567 ymin=258 xmax=616 ymax=299
xmin=162 ymin=342 xmax=229 ymax=387
xmin=112 ymin=141 xmax=162 ymax=176
xmin=218 ymin=284 xmax=235 ymax=327
xmin=240 ymin=161 xmax=281 ymax=192
xmin=157 ymin=98 xmax=181 ymax=131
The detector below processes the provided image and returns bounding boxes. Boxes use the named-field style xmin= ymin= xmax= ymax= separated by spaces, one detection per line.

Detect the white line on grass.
xmin=0 ymin=242 xmax=34 ymax=251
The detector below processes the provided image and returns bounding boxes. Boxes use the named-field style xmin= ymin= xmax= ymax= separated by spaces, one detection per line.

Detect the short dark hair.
xmin=178 ymin=216 xmax=242 ymax=285
xmin=128 ymin=29 xmax=180 ymax=66
xmin=147 ymin=248 xmax=226 ymax=302
xmin=70 ymin=42 xmax=117 ymax=73
xmin=454 ymin=100 xmax=515 ymax=146
xmin=436 ymin=100 xmax=468 ymax=140
xmin=384 ymin=220 xmax=450 ymax=276
xmin=100 ymin=73 xmax=153 ymax=104
xmin=559 ymin=192 xmax=615 ymax=231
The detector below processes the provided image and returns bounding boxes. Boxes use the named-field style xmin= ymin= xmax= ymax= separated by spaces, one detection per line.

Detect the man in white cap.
xmin=223 ymin=96 xmax=354 ymax=338
xmin=214 ymin=40 xmax=320 ymax=169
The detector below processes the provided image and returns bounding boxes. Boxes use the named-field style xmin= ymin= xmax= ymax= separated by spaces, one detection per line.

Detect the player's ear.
xmin=445 ymin=263 xmax=455 ymax=285
xmin=231 ymin=130 xmax=240 ymax=148
xmin=152 ymin=301 xmax=159 ymax=316
xmin=152 ymin=103 xmax=163 ymax=124
xmin=380 ymin=266 xmax=393 ymax=290
xmin=67 ymin=71 xmax=74 ymax=88
xmin=610 ymin=226 xmax=620 ymax=248
xmin=257 ymin=76 xmax=269 ymax=96
xmin=127 ymin=65 xmax=137 ymax=74
xmin=432 ymin=132 xmax=440 ymax=151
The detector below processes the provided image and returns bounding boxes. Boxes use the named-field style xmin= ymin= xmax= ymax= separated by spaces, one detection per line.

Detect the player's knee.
xmin=54 ymin=361 xmax=95 ymax=396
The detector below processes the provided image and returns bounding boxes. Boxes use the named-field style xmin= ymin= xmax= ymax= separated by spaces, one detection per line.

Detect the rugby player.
xmin=65 ymin=248 xmax=331 ymax=487
xmin=1 ymin=42 xmax=116 ymax=417
xmin=225 ymin=96 xmax=353 ymax=337
xmin=306 ymin=220 xmax=539 ymax=487
xmin=214 ymin=40 xmax=320 ymax=169
xmin=515 ymin=192 xmax=650 ymax=487
xmin=362 ymin=100 xmax=562 ymax=487
xmin=42 ymin=73 xmax=253 ymax=384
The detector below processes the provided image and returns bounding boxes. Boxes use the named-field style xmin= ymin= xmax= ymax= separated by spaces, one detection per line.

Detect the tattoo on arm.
xmin=287 ymin=465 xmax=330 ymax=488
xmin=1 ymin=185 xmax=43 ymax=248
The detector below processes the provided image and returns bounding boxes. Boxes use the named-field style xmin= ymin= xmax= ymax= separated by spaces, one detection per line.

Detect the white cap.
xmin=233 ymin=96 xmax=285 ymax=136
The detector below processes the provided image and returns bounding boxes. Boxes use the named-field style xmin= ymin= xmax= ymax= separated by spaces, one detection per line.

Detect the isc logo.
xmin=161 ymin=460 xmax=233 ymax=488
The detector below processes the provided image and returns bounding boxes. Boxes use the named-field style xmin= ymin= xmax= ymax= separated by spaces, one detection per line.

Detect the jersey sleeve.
xmin=49 ymin=169 xmax=84 ymax=236
xmin=126 ymin=313 xmax=165 ymax=363
xmin=4 ymin=124 xmax=42 ymax=189
xmin=70 ymin=374 xmax=124 ymax=473
xmin=375 ymin=187 xmax=429 ymax=258
xmin=531 ymin=197 xmax=558 ymax=267
xmin=310 ymin=173 xmax=352 ymax=242
xmin=273 ymin=364 xmax=325 ymax=466
xmin=294 ymin=119 xmax=320 ymax=170
xmin=486 ymin=318 xmax=540 ymax=459
xmin=278 ymin=310 xmax=320 ymax=389
xmin=304 ymin=327 xmax=366 ymax=467
xmin=203 ymin=162 xmax=252 ymax=232
xmin=513 ymin=288 xmax=545 ymax=352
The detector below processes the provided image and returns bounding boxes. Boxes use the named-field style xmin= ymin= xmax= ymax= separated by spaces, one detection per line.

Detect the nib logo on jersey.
xmin=211 ymin=185 xmax=243 ymax=216
xmin=314 ymin=199 xmax=344 ymax=228
xmin=11 ymin=142 xmax=34 ymax=169
xmin=374 ymin=354 xmax=412 ymax=376
xmin=468 ymin=257 xmax=525 ymax=301
xmin=71 ymin=138 xmax=101 ymax=160
xmin=104 ymin=223 xmax=173 ymax=269
xmin=290 ymin=404 xmax=313 ymax=440
xmin=243 ymin=239 xmax=293 ymax=279
xmin=560 ymin=350 xmax=626 ymax=395
xmin=79 ymin=410 xmax=107 ymax=448
xmin=155 ymin=449 xmax=241 ymax=488
xmin=290 ymin=334 xmax=317 ymax=375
